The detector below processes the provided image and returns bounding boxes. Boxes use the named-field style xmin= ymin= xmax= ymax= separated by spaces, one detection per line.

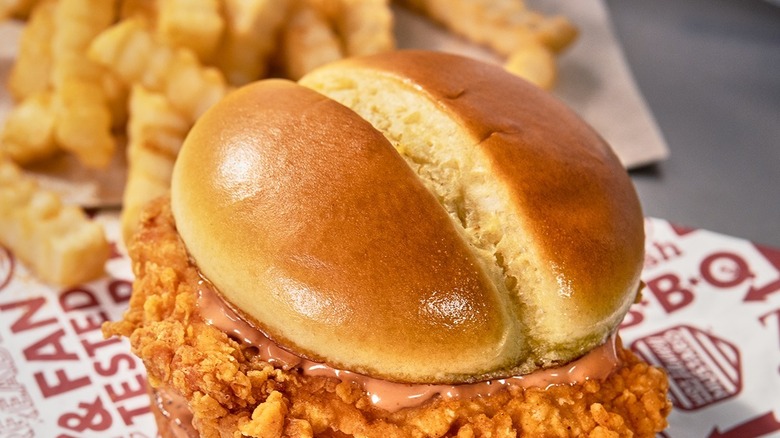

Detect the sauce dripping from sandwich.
xmin=196 ymin=278 xmax=620 ymax=412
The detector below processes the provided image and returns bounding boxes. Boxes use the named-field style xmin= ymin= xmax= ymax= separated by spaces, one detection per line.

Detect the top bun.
xmin=171 ymin=50 xmax=644 ymax=384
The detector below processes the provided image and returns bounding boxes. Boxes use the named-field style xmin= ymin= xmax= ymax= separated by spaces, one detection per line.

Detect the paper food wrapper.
xmin=0 ymin=0 xmax=668 ymax=208
xmin=1 ymin=215 xmax=779 ymax=437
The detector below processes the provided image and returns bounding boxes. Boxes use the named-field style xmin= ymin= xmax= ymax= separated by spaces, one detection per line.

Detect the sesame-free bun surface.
xmin=171 ymin=51 xmax=644 ymax=384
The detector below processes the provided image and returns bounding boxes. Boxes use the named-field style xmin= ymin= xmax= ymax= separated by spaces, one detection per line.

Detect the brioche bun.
xmin=170 ymin=50 xmax=644 ymax=384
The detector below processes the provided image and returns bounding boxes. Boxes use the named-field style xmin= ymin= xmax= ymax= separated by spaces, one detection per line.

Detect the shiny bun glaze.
xmin=171 ymin=50 xmax=644 ymax=384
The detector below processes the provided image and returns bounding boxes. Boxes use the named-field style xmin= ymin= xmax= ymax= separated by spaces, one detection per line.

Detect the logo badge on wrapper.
xmin=631 ymin=325 xmax=741 ymax=410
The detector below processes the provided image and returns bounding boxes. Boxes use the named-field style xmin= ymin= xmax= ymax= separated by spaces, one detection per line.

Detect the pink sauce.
xmin=196 ymin=279 xmax=620 ymax=412
xmin=152 ymin=387 xmax=197 ymax=438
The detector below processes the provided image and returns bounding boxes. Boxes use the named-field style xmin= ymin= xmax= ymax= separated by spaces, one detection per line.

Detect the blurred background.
xmin=606 ymin=0 xmax=780 ymax=247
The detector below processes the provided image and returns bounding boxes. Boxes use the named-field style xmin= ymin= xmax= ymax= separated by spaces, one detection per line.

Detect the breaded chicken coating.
xmin=105 ymin=197 xmax=671 ymax=438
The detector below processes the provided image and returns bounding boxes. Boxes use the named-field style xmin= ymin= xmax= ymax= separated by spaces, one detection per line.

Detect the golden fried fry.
xmin=308 ymin=0 xmax=339 ymax=19
xmin=0 ymin=158 xmax=109 ymax=286
xmin=0 ymin=91 xmax=58 ymax=164
xmin=51 ymin=0 xmax=117 ymax=168
xmin=0 ymin=0 xmax=41 ymax=20
xmin=119 ymin=0 xmax=156 ymax=21
xmin=525 ymin=14 xmax=578 ymax=54
xmin=49 ymin=0 xmax=116 ymax=85
xmin=7 ymin=0 xmax=55 ymax=101
xmin=216 ymin=0 xmax=291 ymax=86
xmin=102 ymin=71 xmax=130 ymax=130
xmin=280 ymin=2 xmax=343 ymax=80
xmin=121 ymin=85 xmax=189 ymax=244
xmin=157 ymin=0 xmax=223 ymax=63
xmin=504 ymin=41 xmax=556 ymax=90
xmin=400 ymin=0 xmax=577 ymax=56
xmin=332 ymin=0 xmax=394 ymax=57
xmin=52 ymin=79 xmax=116 ymax=168
xmin=89 ymin=18 xmax=229 ymax=122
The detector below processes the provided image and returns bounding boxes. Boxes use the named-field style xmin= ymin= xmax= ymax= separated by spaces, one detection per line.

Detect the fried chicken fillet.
xmin=105 ymin=198 xmax=670 ymax=438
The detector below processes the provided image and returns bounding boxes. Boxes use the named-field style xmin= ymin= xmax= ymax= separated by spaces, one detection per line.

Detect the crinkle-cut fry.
xmin=401 ymin=0 xmax=577 ymax=56
xmin=0 ymin=0 xmax=41 ymax=20
xmin=121 ymin=85 xmax=189 ymax=244
xmin=103 ymin=70 xmax=130 ymax=130
xmin=50 ymin=0 xmax=116 ymax=83
xmin=120 ymin=0 xmax=157 ymax=21
xmin=308 ymin=0 xmax=339 ymax=19
xmin=0 ymin=91 xmax=58 ymax=164
xmin=163 ymin=51 xmax=228 ymax=120
xmin=51 ymin=0 xmax=117 ymax=168
xmin=517 ymin=14 xmax=577 ymax=54
xmin=280 ymin=2 xmax=343 ymax=81
xmin=52 ymin=78 xmax=115 ymax=168
xmin=333 ymin=0 xmax=394 ymax=57
xmin=504 ymin=41 xmax=556 ymax=90
xmin=216 ymin=0 xmax=291 ymax=86
xmin=0 ymin=158 xmax=109 ymax=286
xmin=7 ymin=0 xmax=55 ymax=101
xmin=89 ymin=18 xmax=229 ymax=122
xmin=157 ymin=0 xmax=223 ymax=63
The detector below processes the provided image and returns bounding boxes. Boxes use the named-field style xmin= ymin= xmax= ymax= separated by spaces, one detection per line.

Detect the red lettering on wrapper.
xmin=0 ymin=420 xmax=33 ymax=438
xmin=620 ymin=307 xmax=644 ymax=329
xmin=0 ymin=348 xmax=40 ymax=430
xmin=33 ymin=369 xmax=91 ymax=398
xmin=699 ymin=252 xmax=752 ymax=289
xmin=105 ymin=374 xmax=152 ymax=426
xmin=0 ymin=391 xmax=36 ymax=417
xmin=644 ymin=240 xmax=683 ymax=269
xmin=745 ymin=278 xmax=780 ymax=302
xmin=108 ymin=279 xmax=133 ymax=304
xmin=646 ymin=274 xmax=694 ymax=313
xmin=116 ymin=401 xmax=152 ymax=427
xmin=708 ymin=411 xmax=780 ymax=438
xmin=81 ymin=336 xmax=122 ymax=358
xmin=69 ymin=310 xmax=109 ymax=335
xmin=105 ymin=374 xmax=146 ymax=403
xmin=108 ymin=242 xmax=123 ymax=260
xmin=59 ymin=288 xmax=99 ymax=312
xmin=620 ymin=298 xmax=649 ymax=329
xmin=745 ymin=244 xmax=780 ymax=302
xmin=0 ymin=297 xmax=56 ymax=333
xmin=23 ymin=329 xmax=78 ymax=361
xmin=57 ymin=396 xmax=112 ymax=433
xmin=759 ymin=309 xmax=780 ymax=349
xmin=94 ymin=352 xmax=137 ymax=377
xmin=669 ymin=223 xmax=697 ymax=237
xmin=755 ymin=244 xmax=780 ymax=271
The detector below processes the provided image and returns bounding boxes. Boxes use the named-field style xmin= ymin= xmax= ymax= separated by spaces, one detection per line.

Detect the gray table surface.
xmin=604 ymin=0 xmax=780 ymax=247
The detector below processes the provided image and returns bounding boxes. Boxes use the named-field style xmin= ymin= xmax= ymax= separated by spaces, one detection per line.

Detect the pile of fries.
xmin=0 ymin=0 xmax=576 ymax=287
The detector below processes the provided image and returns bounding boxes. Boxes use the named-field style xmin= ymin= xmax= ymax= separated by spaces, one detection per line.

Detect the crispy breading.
xmin=105 ymin=198 xmax=671 ymax=438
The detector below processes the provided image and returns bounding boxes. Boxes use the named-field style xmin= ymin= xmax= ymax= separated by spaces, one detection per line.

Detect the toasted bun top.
xmin=171 ymin=50 xmax=644 ymax=384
